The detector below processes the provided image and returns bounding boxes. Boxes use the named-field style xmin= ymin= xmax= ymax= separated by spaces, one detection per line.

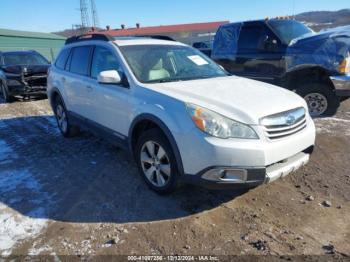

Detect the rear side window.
xmin=55 ymin=49 xmax=70 ymax=70
xmin=238 ymin=25 xmax=265 ymax=50
xmin=69 ymin=46 xmax=93 ymax=76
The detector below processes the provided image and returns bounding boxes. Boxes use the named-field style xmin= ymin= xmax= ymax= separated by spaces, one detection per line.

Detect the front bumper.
xmin=176 ymin=115 xmax=315 ymax=189
xmin=6 ymin=74 xmax=47 ymax=96
xmin=7 ymin=83 xmax=47 ymax=96
xmin=183 ymin=150 xmax=312 ymax=189
xmin=330 ymin=75 xmax=350 ymax=96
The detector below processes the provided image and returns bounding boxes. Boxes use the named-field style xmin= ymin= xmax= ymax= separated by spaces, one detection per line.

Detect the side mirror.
xmin=97 ymin=70 xmax=121 ymax=84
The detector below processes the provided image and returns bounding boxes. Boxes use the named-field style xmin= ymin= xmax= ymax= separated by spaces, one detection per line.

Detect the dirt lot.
xmin=0 ymin=96 xmax=349 ymax=260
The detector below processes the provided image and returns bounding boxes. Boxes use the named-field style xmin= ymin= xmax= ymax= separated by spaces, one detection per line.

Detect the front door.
xmin=234 ymin=23 xmax=286 ymax=85
xmin=88 ymin=45 xmax=131 ymax=137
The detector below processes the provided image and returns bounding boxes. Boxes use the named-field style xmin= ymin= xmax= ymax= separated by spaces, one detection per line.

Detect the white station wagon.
xmin=47 ymin=34 xmax=316 ymax=194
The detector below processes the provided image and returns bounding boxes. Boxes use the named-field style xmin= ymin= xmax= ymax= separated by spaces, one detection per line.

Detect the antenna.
xmin=80 ymin=0 xmax=91 ymax=30
xmin=90 ymin=0 xmax=100 ymax=28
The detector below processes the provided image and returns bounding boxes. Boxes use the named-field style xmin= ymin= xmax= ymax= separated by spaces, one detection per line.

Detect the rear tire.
xmin=135 ymin=128 xmax=180 ymax=194
xmin=0 ymin=82 xmax=14 ymax=103
xmin=296 ymin=83 xmax=339 ymax=117
xmin=53 ymin=95 xmax=80 ymax=137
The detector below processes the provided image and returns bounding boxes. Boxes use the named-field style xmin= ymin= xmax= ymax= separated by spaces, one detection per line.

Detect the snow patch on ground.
xmin=28 ymin=243 xmax=52 ymax=255
xmin=0 ymin=169 xmax=52 ymax=256
xmin=315 ymin=117 xmax=350 ymax=136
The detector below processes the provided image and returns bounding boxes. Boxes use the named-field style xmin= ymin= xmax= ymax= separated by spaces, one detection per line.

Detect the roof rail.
xmin=65 ymin=33 xmax=114 ymax=45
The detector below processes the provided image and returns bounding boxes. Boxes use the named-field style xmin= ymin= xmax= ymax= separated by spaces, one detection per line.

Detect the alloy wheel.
xmin=140 ymin=141 xmax=171 ymax=188
xmin=56 ymin=104 xmax=68 ymax=133
xmin=304 ymin=93 xmax=328 ymax=117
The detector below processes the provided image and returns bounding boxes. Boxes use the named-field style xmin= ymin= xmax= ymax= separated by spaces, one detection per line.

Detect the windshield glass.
xmin=268 ymin=20 xmax=314 ymax=44
xmin=119 ymin=45 xmax=228 ymax=83
xmin=3 ymin=53 xmax=49 ymax=66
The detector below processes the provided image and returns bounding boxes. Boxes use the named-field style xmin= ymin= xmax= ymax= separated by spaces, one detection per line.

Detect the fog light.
xmin=202 ymin=168 xmax=247 ymax=183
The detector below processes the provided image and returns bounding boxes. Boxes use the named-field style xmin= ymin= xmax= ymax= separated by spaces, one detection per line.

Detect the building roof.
xmin=104 ymin=21 xmax=229 ymax=36
xmin=0 ymin=28 xmax=66 ymax=40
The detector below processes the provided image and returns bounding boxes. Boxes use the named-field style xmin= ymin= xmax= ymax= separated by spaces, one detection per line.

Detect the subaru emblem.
xmin=285 ymin=115 xmax=296 ymax=125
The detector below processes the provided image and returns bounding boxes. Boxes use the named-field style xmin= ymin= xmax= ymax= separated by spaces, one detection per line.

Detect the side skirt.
xmin=68 ymin=111 xmax=129 ymax=150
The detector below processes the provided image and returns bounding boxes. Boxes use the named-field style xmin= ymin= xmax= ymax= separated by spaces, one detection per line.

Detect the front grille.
xmin=25 ymin=75 xmax=47 ymax=87
xmin=261 ymin=107 xmax=307 ymax=140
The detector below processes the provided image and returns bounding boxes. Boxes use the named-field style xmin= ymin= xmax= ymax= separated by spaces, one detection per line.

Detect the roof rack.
xmin=65 ymin=33 xmax=114 ymax=45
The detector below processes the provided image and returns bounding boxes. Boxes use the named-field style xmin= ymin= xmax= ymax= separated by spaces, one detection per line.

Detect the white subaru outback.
xmin=47 ymin=34 xmax=316 ymax=194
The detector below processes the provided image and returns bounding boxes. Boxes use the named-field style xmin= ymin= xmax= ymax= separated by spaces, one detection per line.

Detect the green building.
xmin=0 ymin=28 xmax=66 ymax=61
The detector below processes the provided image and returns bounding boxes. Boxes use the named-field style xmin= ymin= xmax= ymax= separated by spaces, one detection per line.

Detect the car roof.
xmin=0 ymin=50 xmax=38 ymax=55
xmin=113 ymin=37 xmax=187 ymax=47
xmin=223 ymin=18 xmax=298 ymax=27
xmin=64 ymin=34 xmax=186 ymax=47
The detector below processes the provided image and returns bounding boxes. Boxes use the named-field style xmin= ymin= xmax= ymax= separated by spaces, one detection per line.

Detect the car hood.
xmin=290 ymin=25 xmax=350 ymax=45
xmin=1 ymin=65 xmax=50 ymax=76
xmin=286 ymin=26 xmax=350 ymax=72
xmin=144 ymin=76 xmax=307 ymax=125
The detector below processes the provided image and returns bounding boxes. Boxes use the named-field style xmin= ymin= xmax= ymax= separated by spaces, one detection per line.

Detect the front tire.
xmin=53 ymin=96 xmax=79 ymax=137
xmin=0 ymin=82 xmax=14 ymax=103
xmin=135 ymin=129 xmax=180 ymax=194
xmin=296 ymin=83 xmax=339 ymax=117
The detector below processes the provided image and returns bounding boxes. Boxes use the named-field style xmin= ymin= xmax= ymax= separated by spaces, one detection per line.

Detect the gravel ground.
xmin=0 ymin=96 xmax=349 ymax=259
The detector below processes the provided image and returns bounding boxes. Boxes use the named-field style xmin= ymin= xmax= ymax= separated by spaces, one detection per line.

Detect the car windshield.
xmin=268 ymin=20 xmax=314 ymax=44
xmin=119 ymin=44 xmax=228 ymax=83
xmin=3 ymin=53 xmax=49 ymax=66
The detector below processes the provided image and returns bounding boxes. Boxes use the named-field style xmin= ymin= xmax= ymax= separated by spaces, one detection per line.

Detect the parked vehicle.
xmin=48 ymin=34 xmax=315 ymax=194
xmin=193 ymin=41 xmax=213 ymax=57
xmin=212 ymin=19 xmax=350 ymax=116
xmin=0 ymin=50 xmax=50 ymax=102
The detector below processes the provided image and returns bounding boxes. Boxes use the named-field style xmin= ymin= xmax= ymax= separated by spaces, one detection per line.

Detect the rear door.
xmin=64 ymin=45 xmax=94 ymax=118
xmin=235 ymin=22 xmax=285 ymax=85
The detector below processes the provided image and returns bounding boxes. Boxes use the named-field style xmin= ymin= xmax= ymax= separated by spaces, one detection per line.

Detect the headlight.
xmin=186 ymin=103 xmax=259 ymax=139
xmin=339 ymin=56 xmax=350 ymax=75
xmin=6 ymin=79 xmax=22 ymax=86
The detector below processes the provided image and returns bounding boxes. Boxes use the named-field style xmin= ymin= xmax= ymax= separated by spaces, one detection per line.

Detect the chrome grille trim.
xmin=261 ymin=107 xmax=308 ymax=140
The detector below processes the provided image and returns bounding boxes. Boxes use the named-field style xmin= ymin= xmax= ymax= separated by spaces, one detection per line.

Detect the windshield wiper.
xmin=146 ymin=79 xmax=181 ymax=83
xmin=145 ymin=75 xmax=229 ymax=84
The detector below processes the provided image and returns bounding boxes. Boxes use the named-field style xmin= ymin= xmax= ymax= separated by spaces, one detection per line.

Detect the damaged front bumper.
xmin=330 ymin=75 xmax=350 ymax=96
xmin=6 ymin=75 xmax=47 ymax=96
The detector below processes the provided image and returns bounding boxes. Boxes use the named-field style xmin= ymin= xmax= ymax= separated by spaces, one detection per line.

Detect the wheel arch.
xmin=128 ymin=114 xmax=184 ymax=176
xmin=49 ymin=87 xmax=65 ymax=109
xmin=284 ymin=66 xmax=334 ymax=91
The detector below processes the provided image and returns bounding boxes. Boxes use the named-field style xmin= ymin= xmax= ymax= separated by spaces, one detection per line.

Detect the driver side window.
xmin=91 ymin=46 xmax=122 ymax=79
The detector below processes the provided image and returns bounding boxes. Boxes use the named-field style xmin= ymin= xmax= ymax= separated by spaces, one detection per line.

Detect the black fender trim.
xmin=128 ymin=114 xmax=184 ymax=176
xmin=48 ymin=87 xmax=64 ymax=109
xmin=283 ymin=66 xmax=334 ymax=90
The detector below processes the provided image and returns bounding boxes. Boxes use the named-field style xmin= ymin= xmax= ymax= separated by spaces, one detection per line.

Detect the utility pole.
xmin=90 ymin=0 xmax=100 ymax=28
xmin=80 ymin=0 xmax=90 ymax=30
